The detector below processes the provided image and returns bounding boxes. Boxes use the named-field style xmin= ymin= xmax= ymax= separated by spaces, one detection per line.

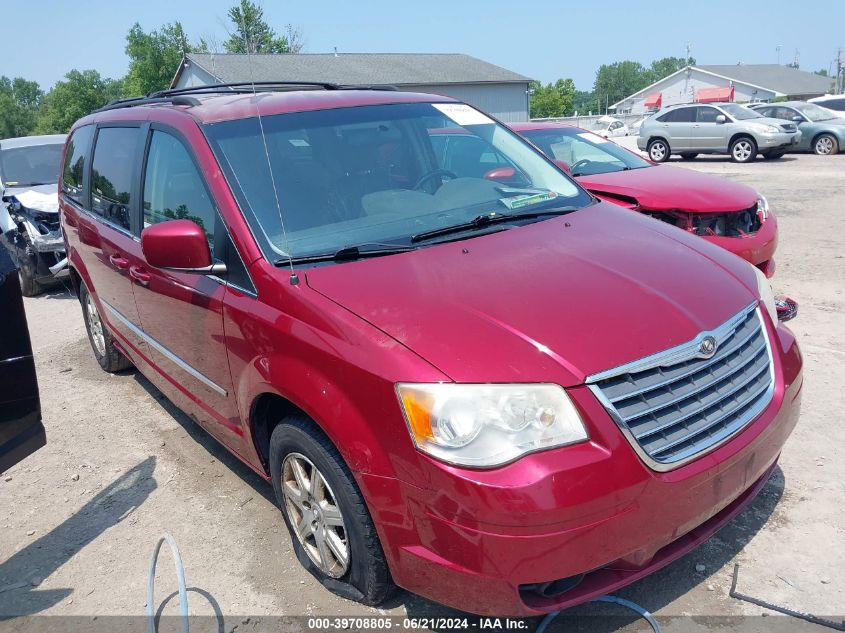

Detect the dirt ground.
xmin=1 ymin=152 xmax=843 ymax=632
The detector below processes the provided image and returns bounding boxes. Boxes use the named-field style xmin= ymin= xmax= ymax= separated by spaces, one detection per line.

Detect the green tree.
xmin=125 ymin=22 xmax=205 ymax=96
xmin=36 ymin=70 xmax=123 ymax=134
xmin=647 ymin=56 xmax=695 ymax=83
xmin=224 ymin=0 xmax=290 ymax=54
xmin=529 ymin=78 xmax=576 ymax=119
xmin=0 ymin=77 xmax=43 ymax=138
xmin=592 ymin=61 xmax=650 ymax=111
xmin=815 ymin=69 xmax=829 ymax=76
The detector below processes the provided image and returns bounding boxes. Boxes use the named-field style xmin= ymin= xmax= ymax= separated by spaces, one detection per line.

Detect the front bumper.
xmin=701 ymin=212 xmax=778 ymax=276
xmin=360 ymin=322 xmax=802 ymax=616
xmin=758 ymin=131 xmax=801 ymax=149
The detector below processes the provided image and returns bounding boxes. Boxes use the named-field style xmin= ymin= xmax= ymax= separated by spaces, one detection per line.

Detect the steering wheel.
xmin=571 ymin=159 xmax=593 ymax=173
xmin=413 ymin=168 xmax=458 ymax=191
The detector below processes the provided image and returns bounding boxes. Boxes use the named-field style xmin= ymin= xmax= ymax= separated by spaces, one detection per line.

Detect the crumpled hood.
xmin=2 ymin=184 xmax=59 ymax=214
xmin=305 ymin=202 xmax=758 ymax=386
xmin=578 ymin=165 xmax=757 ymax=214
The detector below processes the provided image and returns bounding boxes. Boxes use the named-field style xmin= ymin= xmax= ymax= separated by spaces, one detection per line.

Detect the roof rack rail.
xmin=93 ymin=95 xmax=201 ymax=114
xmin=151 ymin=81 xmax=341 ymax=98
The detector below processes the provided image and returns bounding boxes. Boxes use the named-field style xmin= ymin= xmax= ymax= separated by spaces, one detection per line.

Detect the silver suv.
xmin=638 ymin=103 xmax=801 ymax=163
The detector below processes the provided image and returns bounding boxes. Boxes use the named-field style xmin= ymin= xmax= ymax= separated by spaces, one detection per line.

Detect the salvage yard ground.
xmin=1 ymin=153 xmax=843 ymax=631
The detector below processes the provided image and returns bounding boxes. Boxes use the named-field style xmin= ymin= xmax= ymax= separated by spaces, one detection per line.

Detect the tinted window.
xmin=143 ymin=131 xmax=215 ymax=243
xmin=62 ymin=126 xmax=94 ymax=204
xmin=823 ymin=98 xmax=845 ymax=111
xmin=0 ymin=143 xmax=64 ymax=189
xmin=696 ymin=107 xmax=722 ymax=123
xmin=754 ymin=106 xmax=774 ymax=118
xmin=90 ymin=127 xmax=140 ymax=231
xmin=657 ymin=107 xmax=695 ymax=123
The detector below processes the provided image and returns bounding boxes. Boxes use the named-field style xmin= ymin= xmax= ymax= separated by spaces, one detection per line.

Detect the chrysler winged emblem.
xmin=698 ymin=336 xmax=718 ymax=359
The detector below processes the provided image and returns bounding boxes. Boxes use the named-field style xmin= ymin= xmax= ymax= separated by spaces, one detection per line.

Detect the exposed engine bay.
xmin=642 ymin=204 xmax=763 ymax=238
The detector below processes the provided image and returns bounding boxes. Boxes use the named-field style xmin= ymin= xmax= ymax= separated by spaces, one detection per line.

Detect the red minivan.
xmin=60 ymin=84 xmax=803 ymax=616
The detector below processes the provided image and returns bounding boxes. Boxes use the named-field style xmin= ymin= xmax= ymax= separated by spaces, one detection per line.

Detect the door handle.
xmin=129 ymin=266 xmax=151 ymax=286
xmin=109 ymin=254 xmax=129 ymax=270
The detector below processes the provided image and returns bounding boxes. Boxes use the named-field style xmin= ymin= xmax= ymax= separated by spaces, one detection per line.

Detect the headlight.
xmin=753 ymin=264 xmax=777 ymax=324
xmin=756 ymin=194 xmax=769 ymax=221
xmin=396 ymin=383 xmax=588 ymax=467
xmin=751 ymin=124 xmax=779 ymax=134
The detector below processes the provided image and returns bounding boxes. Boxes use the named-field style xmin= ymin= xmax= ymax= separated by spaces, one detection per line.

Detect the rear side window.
xmin=657 ymin=107 xmax=695 ymax=123
xmin=143 ymin=130 xmax=215 ymax=243
xmin=824 ymin=98 xmax=845 ymax=111
xmin=62 ymin=125 xmax=94 ymax=204
xmin=91 ymin=127 xmax=140 ymax=231
xmin=754 ymin=106 xmax=774 ymax=118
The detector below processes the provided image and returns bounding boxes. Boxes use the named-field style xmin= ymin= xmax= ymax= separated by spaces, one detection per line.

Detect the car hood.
xmin=1 ymin=184 xmax=59 ymax=214
xmin=577 ymin=165 xmax=757 ymax=213
xmin=305 ymin=202 xmax=758 ymax=386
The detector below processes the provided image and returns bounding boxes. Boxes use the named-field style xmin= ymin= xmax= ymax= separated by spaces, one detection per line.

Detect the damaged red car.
xmin=509 ymin=122 xmax=778 ymax=277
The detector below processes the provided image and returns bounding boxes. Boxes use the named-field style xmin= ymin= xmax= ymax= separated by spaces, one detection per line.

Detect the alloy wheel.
xmin=86 ymin=294 xmax=107 ymax=356
xmin=815 ymin=136 xmax=835 ymax=155
xmin=649 ymin=142 xmax=667 ymax=161
xmin=732 ymin=140 xmax=754 ymax=162
xmin=282 ymin=453 xmax=349 ymax=578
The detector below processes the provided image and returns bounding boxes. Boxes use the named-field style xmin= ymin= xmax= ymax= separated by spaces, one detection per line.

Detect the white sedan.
xmin=591 ymin=116 xmax=630 ymax=138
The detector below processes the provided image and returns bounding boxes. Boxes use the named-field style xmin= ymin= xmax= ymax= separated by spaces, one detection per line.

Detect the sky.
xmin=3 ymin=0 xmax=844 ymax=92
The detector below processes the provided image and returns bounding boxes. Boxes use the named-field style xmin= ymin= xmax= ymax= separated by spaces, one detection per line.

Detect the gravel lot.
xmin=1 ymin=152 xmax=843 ymax=631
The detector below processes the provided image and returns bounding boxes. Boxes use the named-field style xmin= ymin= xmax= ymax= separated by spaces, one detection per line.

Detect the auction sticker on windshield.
xmin=500 ymin=191 xmax=558 ymax=210
xmin=433 ymin=103 xmax=494 ymax=126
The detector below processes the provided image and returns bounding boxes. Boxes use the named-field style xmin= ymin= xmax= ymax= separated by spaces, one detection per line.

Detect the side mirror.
xmin=791 ymin=115 xmax=804 ymax=123
xmin=483 ymin=166 xmax=516 ymax=182
xmin=715 ymin=115 xmax=727 ymax=124
xmin=141 ymin=219 xmax=225 ymax=274
xmin=553 ymin=159 xmax=572 ymax=175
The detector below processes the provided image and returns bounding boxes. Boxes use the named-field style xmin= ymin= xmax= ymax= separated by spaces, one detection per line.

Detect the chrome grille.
xmin=588 ymin=304 xmax=774 ymax=471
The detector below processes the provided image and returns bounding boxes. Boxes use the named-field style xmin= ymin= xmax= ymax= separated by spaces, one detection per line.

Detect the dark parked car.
xmin=0 ymin=245 xmax=45 ymax=472
xmin=61 ymin=83 xmax=801 ymax=616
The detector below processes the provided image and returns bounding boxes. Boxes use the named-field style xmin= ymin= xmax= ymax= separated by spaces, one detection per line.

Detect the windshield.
xmin=205 ymin=102 xmax=590 ymax=260
xmin=521 ymin=127 xmax=651 ymax=176
xmin=795 ymin=103 xmax=837 ymax=121
xmin=719 ymin=104 xmax=761 ymax=120
xmin=0 ymin=143 xmax=64 ymax=188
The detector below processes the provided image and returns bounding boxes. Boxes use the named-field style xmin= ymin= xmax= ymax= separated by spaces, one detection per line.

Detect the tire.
xmin=17 ymin=254 xmax=44 ymax=297
xmin=679 ymin=153 xmax=698 ymax=160
xmin=79 ymin=282 xmax=131 ymax=372
xmin=813 ymin=133 xmax=839 ymax=156
xmin=647 ymin=138 xmax=670 ymax=162
xmin=762 ymin=151 xmax=785 ymax=160
xmin=270 ymin=416 xmax=394 ymax=605
xmin=730 ymin=136 xmax=757 ymax=163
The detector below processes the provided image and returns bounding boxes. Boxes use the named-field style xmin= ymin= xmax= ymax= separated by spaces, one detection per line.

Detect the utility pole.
xmin=776 ymin=45 xmax=782 ymax=65
xmin=837 ymin=48 xmax=844 ymax=94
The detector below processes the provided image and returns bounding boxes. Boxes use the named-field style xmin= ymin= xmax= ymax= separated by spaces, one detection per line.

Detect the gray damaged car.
xmin=638 ymin=103 xmax=801 ymax=163
xmin=0 ymin=134 xmax=67 ymax=296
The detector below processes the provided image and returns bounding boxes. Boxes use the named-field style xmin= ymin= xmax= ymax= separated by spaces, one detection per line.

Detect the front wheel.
xmin=270 ymin=416 xmax=394 ymax=605
xmin=813 ymin=134 xmax=839 ymax=155
xmin=647 ymin=139 xmax=670 ymax=162
xmin=17 ymin=253 xmax=44 ymax=297
xmin=730 ymin=137 xmax=757 ymax=163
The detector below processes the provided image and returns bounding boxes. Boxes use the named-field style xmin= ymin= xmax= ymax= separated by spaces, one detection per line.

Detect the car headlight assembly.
xmin=756 ymin=194 xmax=769 ymax=221
xmin=396 ymin=383 xmax=589 ymax=467
xmin=753 ymin=264 xmax=778 ymax=324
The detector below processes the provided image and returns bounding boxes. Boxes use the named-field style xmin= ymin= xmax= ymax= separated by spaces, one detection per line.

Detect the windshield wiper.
xmin=276 ymin=243 xmax=416 ymax=265
xmin=411 ymin=207 xmax=579 ymax=243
